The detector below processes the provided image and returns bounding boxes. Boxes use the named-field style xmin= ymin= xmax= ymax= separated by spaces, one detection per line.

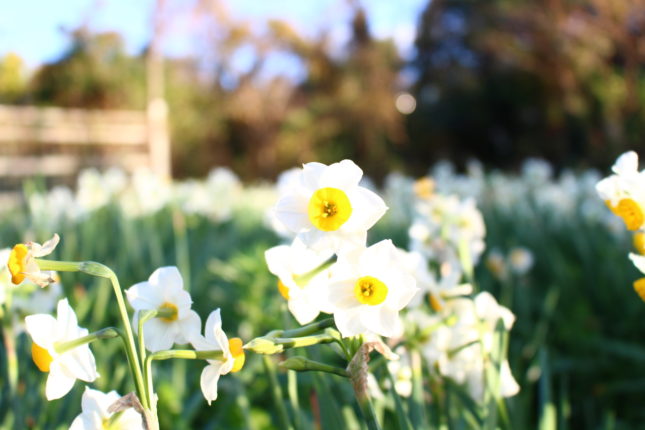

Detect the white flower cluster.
xmin=597 ymin=152 xmax=645 ymax=301
xmin=268 ymin=160 xmax=418 ymax=338
xmin=23 ymin=166 xmax=246 ymax=231
xmin=267 ymin=160 xmax=520 ymax=403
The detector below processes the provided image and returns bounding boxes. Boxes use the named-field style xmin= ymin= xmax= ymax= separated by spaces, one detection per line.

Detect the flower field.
xmin=1 ymin=157 xmax=644 ymax=429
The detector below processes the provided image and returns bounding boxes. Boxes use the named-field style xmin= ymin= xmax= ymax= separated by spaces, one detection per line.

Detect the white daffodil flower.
xmin=69 ymin=387 xmax=143 ymax=430
xmin=596 ymin=151 xmax=645 ymax=231
xmin=327 ymin=240 xmax=418 ymax=338
xmin=399 ymin=249 xmax=467 ymax=310
xmin=7 ymin=234 xmax=60 ymax=287
xmin=273 ymin=160 xmax=388 ymax=252
xmin=126 ymin=266 xmax=201 ymax=352
xmin=25 ymin=298 xmax=99 ymax=400
xmin=190 ymin=309 xmax=245 ymax=405
xmin=418 ymin=292 xmax=519 ymax=402
xmin=265 ymin=238 xmax=334 ymax=325
xmin=628 ymin=253 xmax=645 ymax=301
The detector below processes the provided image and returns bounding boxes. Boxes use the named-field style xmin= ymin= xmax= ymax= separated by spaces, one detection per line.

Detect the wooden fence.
xmin=0 ymin=102 xmax=170 ymax=205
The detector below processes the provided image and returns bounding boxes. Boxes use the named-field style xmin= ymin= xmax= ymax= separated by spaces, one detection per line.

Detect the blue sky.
xmin=0 ymin=0 xmax=427 ymax=75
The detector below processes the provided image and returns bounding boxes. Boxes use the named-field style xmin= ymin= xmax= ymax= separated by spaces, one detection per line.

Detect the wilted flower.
xmin=70 ymin=387 xmax=143 ymax=430
xmin=126 ymin=267 xmax=201 ymax=352
xmin=8 ymin=234 xmax=60 ymax=287
xmin=190 ymin=309 xmax=245 ymax=404
xmin=25 ymin=299 xmax=99 ymax=400
xmin=273 ymin=160 xmax=388 ymax=252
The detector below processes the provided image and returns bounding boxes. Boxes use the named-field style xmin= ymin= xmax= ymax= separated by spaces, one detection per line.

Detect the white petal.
xmin=25 ymin=314 xmax=58 ymax=349
xmin=149 ymin=266 xmax=184 ymax=292
xmin=334 ymin=308 xmax=366 ymax=337
xmin=46 ymin=360 xmax=76 ymax=400
xmin=126 ymin=281 xmax=160 ymax=311
xmin=143 ymin=319 xmax=178 ymax=352
xmin=56 ymin=298 xmax=79 ymax=338
xmin=68 ymin=416 xmax=86 ymax=430
xmin=204 ymin=309 xmax=223 ymax=341
xmin=32 ymin=234 xmax=60 ymax=257
xmin=288 ymin=295 xmax=320 ymax=325
xmin=342 ymin=187 xmax=388 ymax=232
xmin=374 ymin=306 xmax=403 ymax=338
xmin=275 ymin=194 xmax=310 ymax=233
xmin=116 ymin=410 xmax=144 ymax=429
xmin=500 ymin=360 xmax=520 ymax=397
xmin=60 ymin=344 xmax=99 ymax=382
xmin=318 ymin=160 xmax=363 ymax=189
xmin=200 ymin=362 xmax=225 ymax=405
xmin=167 ymin=288 xmax=193 ymax=318
xmin=81 ymin=387 xmax=110 ymax=416
xmin=264 ymin=245 xmax=291 ymax=278
xmin=300 ymin=162 xmax=327 ymax=190
xmin=327 ymin=279 xmax=359 ymax=310
xmin=630 ymin=252 xmax=645 ymax=274
xmin=175 ymin=310 xmax=202 ymax=344
xmin=613 ymin=151 xmax=638 ymax=176
xmin=191 ymin=334 xmax=215 ymax=352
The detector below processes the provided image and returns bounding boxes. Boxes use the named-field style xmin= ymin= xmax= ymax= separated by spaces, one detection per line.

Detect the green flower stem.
xmin=245 ymin=331 xmax=336 ymax=354
xmin=54 ymin=327 xmax=122 ymax=354
xmin=36 ymin=259 xmax=149 ymax=412
xmin=137 ymin=310 xmax=157 ymax=375
xmin=354 ymin=386 xmax=382 ymax=430
xmin=34 ymin=259 xmax=81 ymax=273
xmin=262 ymin=355 xmax=294 ymax=430
xmin=293 ymin=257 xmax=336 ymax=287
xmin=279 ymin=356 xmax=349 ymax=377
xmin=144 ymin=348 xmax=227 ymax=417
xmin=274 ymin=334 xmax=335 ymax=349
xmin=281 ymin=318 xmax=335 ymax=338
xmin=148 ymin=349 xmax=226 ymax=361
xmin=2 ymin=306 xmax=20 ymax=430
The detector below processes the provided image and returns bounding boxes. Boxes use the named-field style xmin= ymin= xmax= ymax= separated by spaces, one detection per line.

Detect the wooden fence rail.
xmin=0 ymin=103 xmax=169 ymax=183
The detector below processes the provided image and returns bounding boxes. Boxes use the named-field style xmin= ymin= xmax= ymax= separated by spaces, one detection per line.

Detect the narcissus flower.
xmin=25 ymin=298 xmax=99 ymax=400
xmin=190 ymin=309 xmax=245 ymax=404
xmin=126 ymin=266 xmax=201 ymax=352
xmin=273 ymin=160 xmax=387 ymax=252
xmin=8 ymin=234 xmax=59 ymax=286
xmin=596 ymin=151 xmax=645 ymax=231
xmin=327 ymin=240 xmax=418 ymax=338
xmin=417 ymin=292 xmax=519 ymax=402
xmin=265 ymin=238 xmax=334 ymax=325
xmin=70 ymin=387 xmax=143 ymax=430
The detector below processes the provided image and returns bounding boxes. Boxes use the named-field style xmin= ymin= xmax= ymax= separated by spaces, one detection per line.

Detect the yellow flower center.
xmin=31 ymin=343 xmax=53 ymax=372
xmin=634 ymin=278 xmax=645 ymax=302
xmin=228 ymin=337 xmax=245 ymax=373
xmin=414 ymin=177 xmax=435 ymax=199
xmin=354 ymin=276 xmax=388 ymax=306
xmin=158 ymin=302 xmax=179 ymax=322
xmin=634 ymin=232 xmax=645 ymax=255
xmin=613 ymin=198 xmax=644 ymax=231
xmin=277 ymin=280 xmax=290 ymax=300
xmin=429 ymin=294 xmax=443 ymax=312
xmin=8 ymin=243 xmax=29 ymax=285
xmin=307 ymin=187 xmax=352 ymax=231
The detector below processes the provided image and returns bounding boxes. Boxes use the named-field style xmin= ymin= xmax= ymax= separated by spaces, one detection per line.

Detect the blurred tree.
xmin=0 ymin=53 xmax=28 ymax=103
xmin=408 ymin=0 xmax=645 ymax=172
xmin=269 ymin=4 xmax=406 ymax=179
xmin=30 ymin=29 xmax=146 ymax=109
